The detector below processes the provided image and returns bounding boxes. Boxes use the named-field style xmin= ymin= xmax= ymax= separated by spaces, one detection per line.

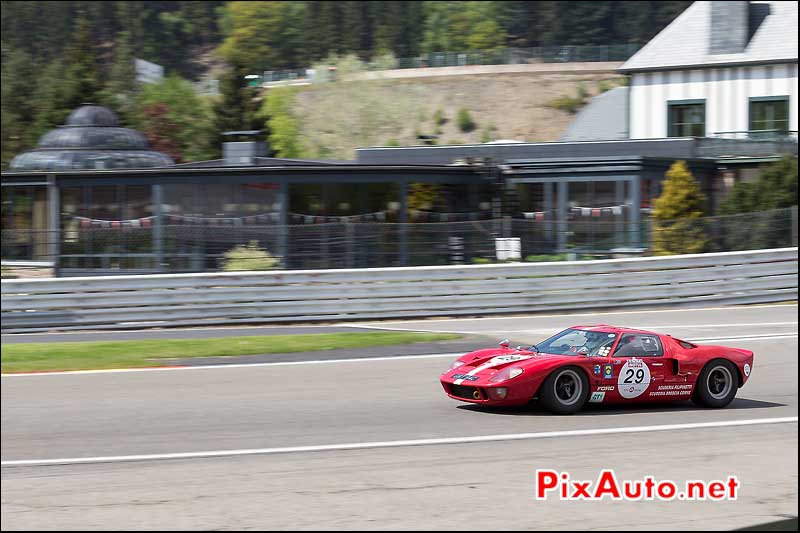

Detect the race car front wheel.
xmin=692 ymin=359 xmax=738 ymax=408
xmin=539 ymin=366 xmax=589 ymax=415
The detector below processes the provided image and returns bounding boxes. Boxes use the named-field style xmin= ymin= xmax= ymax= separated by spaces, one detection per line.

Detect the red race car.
xmin=440 ymin=325 xmax=754 ymax=414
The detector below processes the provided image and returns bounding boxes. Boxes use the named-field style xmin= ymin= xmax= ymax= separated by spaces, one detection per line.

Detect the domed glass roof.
xmin=9 ymin=104 xmax=174 ymax=171
xmin=66 ymin=105 xmax=120 ymax=127
xmin=38 ymin=127 xmax=149 ymax=150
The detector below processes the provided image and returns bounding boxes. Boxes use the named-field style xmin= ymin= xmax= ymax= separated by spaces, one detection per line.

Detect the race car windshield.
xmin=534 ymin=328 xmax=618 ymax=356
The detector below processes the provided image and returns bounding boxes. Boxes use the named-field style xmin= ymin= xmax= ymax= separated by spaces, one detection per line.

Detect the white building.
xmin=564 ymin=0 xmax=798 ymax=142
xmin=623 ymin=0 xmax=797 ymax=140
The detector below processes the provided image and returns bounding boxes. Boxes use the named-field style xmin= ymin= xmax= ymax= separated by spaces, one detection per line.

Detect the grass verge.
xmin=1 ymin=332 xmax=462 ymax=373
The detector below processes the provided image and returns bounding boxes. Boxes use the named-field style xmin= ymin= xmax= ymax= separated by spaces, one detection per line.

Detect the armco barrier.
xmin=1 ymin=248 xmax=797 ymax=333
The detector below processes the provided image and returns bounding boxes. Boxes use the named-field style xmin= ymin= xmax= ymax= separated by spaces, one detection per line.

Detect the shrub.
xmin=433 ymin=108 xmax=446 ymax=126
xmin=597 ymin=80 xmax=614 ymax=93
xmin=719 ymin=155 xmax=798 ymax=215
xmin=597 ymin=77 xmax=631 ymax=93
xmin=577 ymin=82 xmax=590 ymax=101
xmin=524 ymin=254 xmax=568 ymax=262
xmin=222 ymin=241 xmax=280 ymax=271
xmin=457 ymin=108 xmax=476 ymax=133
xmin=549 ymin=83 xmax=594 ymax=114
xmin=650 ymin=161 xmax=709 ymax=255
xmin=548 ymin=95 xmax=584 ymax=114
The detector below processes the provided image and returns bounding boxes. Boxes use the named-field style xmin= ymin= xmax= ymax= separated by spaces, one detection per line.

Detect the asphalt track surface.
xmin=2 ymin=304 xmax=798 ymax=530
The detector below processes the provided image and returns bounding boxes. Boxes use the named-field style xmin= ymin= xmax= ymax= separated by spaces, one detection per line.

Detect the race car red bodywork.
xmin=440 ymin=325 xmax=754 ymax=414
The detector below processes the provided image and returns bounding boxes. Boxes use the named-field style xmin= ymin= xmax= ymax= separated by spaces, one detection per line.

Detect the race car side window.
xmin=612 ymin=334 xmax=664 ymax=357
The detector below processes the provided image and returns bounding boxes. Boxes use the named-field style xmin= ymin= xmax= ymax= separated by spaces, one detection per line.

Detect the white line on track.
xmin=2 ymin=417 xmax=796 ymax=467
xmin=0 ymin=352 xmax=466 ymax=377
xmin=2 ymin=334 xmax=796 ymax=378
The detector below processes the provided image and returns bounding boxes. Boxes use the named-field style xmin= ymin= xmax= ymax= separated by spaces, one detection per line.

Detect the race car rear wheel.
xmin=539 ymin=366 xmax=589 ymax=415
xmin=692 ymin=359 xmax=738 ymax=408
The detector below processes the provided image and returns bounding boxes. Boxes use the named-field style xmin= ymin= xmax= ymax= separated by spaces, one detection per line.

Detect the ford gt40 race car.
xmin=440 ymin=325 xmax=754 ymax=414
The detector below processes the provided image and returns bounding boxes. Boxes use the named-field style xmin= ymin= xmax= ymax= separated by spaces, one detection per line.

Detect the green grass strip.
xmin=1 ymin=332 xmax=462 ymax=373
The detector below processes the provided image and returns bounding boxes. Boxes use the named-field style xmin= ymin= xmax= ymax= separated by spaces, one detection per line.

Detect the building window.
xmin=668 ymin=100 xmax=706 ymax=137
xmin=749 ymin=96 xmax=789 ymax=137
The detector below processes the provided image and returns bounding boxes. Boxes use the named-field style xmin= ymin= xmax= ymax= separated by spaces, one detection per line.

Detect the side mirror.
xmin=499 ymin=339 xmax=510 ymax=349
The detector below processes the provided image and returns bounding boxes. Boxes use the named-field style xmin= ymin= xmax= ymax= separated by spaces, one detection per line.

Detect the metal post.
xmin=557 ymin=181 xmax=568 ymax=252
xmin=544 ymin=182 xmax=553 ymax=242
xmin=47 ymin=174 xmax=60 ymax=276
xmin=152 ymin=184 xmax=164 ymax=272
xmin=791 ymin=205 xmax=798 ymax=246
xmin=278 ymin=181 xmax=289 ymax=269
xmin=345 ymin=221 xmax=355 ymax=268
xmin=468 ymin=183 xmax=479 ymax=212
xmin=503 ymin=215 xmax=512 ymax=238
xmin=629 ymin=176 xmax=641 ymax=248
xmin=321 ymin=185 xmax=330 ymax=269
xmin=399 ymin=182 xmax=409 ymax=266
xmin=615 ymin=180 xmax=624 ymax=249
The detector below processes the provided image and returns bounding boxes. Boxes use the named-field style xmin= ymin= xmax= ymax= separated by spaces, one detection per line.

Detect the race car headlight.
xmin=442 ymin=359 xmax=466 ymax=374
xmin=488 ymin=367 xmax=524 ymax=383
xmin=488 ymin=387 xmax=508 ymax=400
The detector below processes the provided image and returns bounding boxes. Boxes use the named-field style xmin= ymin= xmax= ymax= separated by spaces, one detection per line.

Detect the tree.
xmin=25 ymin=12 xmax=105 ymax=141
xmin=135 ymin=75 xmax=219 ymax=162
xmin=717 ymin=156 xmax=798 ymax=251
xmin=719 ymin=156 xmax=798 ymax=215
xmin=1 ymin=47 xmax=37 ymax=168
xmin=651 ymin=160 xmax=709 ymax=255
xmin=422 ymin=1 xmax=508 ymax=52
xmin=465 ymin=19 xmax=506 ymax=51
xmin=257 ymin=87 xmax=306 ymax=159
xmin=63 ymin=14 xmax=103 ymax=110
xmin=217 ymin=1 xmax=309 ymax=71
xmin=373 ymin=1 xmax=423 ymax=57
xmin=495 ymin=1 xmax=541 ymax=47
xmin=213 ymin=64 xmax=262 ymax=146
xmin=138 ymin=102 xmax=183 ymax=162
xmin=101 ymin=31 xmax=137 ymax=123
xmin=29 ymin=60 xmax=71 ymax=141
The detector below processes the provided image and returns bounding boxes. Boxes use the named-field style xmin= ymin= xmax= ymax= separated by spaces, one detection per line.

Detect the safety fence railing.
xmin=2 ymin=247 xmax=796 ymax=332
xmin=2 ymin=208 xmax=797 ymax=275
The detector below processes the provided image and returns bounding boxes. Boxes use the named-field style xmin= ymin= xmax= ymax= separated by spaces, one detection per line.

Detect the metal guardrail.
xmin=1 ymin=248 xmax=797 ymax=333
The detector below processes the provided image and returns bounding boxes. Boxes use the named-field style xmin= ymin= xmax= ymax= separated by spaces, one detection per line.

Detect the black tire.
xmin=692 ymin=359 xmax=739 ymax=408
xmin=539 ymin=366 xmax=589 ymax=415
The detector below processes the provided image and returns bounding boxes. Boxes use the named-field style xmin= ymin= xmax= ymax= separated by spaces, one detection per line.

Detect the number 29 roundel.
xmin=617 ymin=358 xmax=650 ymax=399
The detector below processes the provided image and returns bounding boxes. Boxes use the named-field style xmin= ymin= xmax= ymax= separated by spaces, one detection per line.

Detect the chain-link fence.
xmin=394 ymin=44 xmax=641 ymax=69
xmin=650 ymin=208 xmax=798 ymax=255
xmin=2 ymin=208 xmax=797 ymax=275
xmin=254 ymin=44 xmax=640 ymax=85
